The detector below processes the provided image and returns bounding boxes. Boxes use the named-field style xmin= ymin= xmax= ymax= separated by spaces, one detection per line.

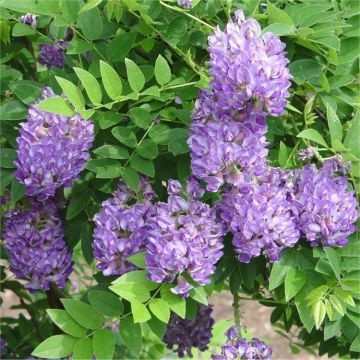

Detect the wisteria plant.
xmin=0 ymin=0 xmax=359 ymax=359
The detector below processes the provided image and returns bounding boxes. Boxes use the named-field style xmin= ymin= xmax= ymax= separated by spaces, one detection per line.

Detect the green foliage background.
xmin=0 ymin=0 xmax=359 ymax=359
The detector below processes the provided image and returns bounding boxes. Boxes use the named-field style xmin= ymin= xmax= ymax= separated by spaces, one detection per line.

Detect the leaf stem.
xmin=233 ymin=291 xmax=241 ymax=329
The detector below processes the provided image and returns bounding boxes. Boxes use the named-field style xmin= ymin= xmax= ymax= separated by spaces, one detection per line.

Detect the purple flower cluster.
xmin=145 ymin=178 xmax=224 ymax=297
xmin=93 ymin=177 xmax=155 ymax=276
xmin=189 ymin=90 xmax=268 ymax=192
xmin=212 ymin=326 xmax=272 ymax=360
xmin=38 ymin=41 xmax=67 ymax=69
xmin=15 ymin=87 xmax=94 ymax=200
xmin=177 ymin=0 xmax=192 ymax=8
xmin=2 ymin=200 xmax=73 ymax=291
xmin=20 ymin=13 xmax=37 ymax=28
xmin=208 ymin=10 xmax=291 ymax=116
xmin=217 ymin=176 xmax=299 ymax=263
xmin=294 ymin=160 xmax=358 ymax=247
xmin=164 ymin=305 xmax=214 ymax=357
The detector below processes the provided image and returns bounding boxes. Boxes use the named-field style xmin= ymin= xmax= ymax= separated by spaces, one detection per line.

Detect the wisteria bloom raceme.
xmin=217 ymin=179 xmax=299 ymax=263
xmin=212 ymin=326 xmax=272 ymax=360
xmin=189 ymin=90 xmax=268 ymax=192
xmin=2 ymin=200 xmax=73 ymax=291
xmin=295 ymin=160 xmax=358 ymax=247
xmin=38 ymin=41 xmax=67 ymax=69
xmin=15 ymin=87 xmax=94 ymax=200
xmin=177 ymin=0 xmax=192 ymax=8
xmin=93 ymin=177 xmax=155 ymax=276
xmin=145 ymin=179 xmax=224 ymax=297
xmin=208 ymin=10 xmax=291 ymax=116
xmin=164 ymin=305 xmax=214 ymax=357
xmin=20 ymin=13 xmax=37 ymax=28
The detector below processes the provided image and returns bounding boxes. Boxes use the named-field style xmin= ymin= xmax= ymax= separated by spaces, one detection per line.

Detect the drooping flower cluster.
xmin=15 ymin=87 xmax=94 ymax=200
xmin=217 ymin=174 xmax=300 ymax=263
xmin=208 ymin=10 xmax=291 ymax=116
xmin=294 ymin=160 xmax=358 ymax=247
xmin=38 ymin=42 xmax=67 ymax=69
xmin=212 ymin=326 xmax=272 ymax=360
xmin=189 ymin=90 xmax=268 ymax=192
xmin=164 ymin=305 xmax=214 ymax=357
xmin=93 ymin=177 xmax=156 ymax=276
xmin=145 ymin=178 xmax=225 ymax=297
xmin=177 ymin=0 xmax=192 ymax=8
xmin=2 ymin=200 xmax=73 ymax=291
xmin=20 ymin=13 xmax=37 ymax=28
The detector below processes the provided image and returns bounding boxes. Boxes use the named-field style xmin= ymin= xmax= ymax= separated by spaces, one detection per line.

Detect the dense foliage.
xmin=0 ymin=0 xmax=359 ymax=359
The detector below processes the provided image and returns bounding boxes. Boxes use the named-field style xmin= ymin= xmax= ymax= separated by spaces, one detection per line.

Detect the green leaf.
xmin=95 ymin=163 xmax=122 ymax=179
xmin=61 ymin=299 xmax=103 ymax=330
xmin=297 ymin=129 xmax=328 ymax=147
xmin=324 ymin=320 xmax=341 ymax=340
xmin=312 ymin=301 xmax=326 ymax=329
xmin=344 ymin=111 xmax=360 ymax=159
xmin=0 ymin=148 xmax=16 ymax=168
xmin=79 ymin=0 xmax=103 ymax=13
xmin=324 ymin=247 xmax=342 ymax=280
xmin=73 ymin=338 xmax=93 ymax=360
xmin=136 ymin=139 xmax=158 ymax=159
xmin=78 ymin=7 xmax=103 ymax=40
xmin=0 ymin=0 xmax=36 ymax=12
xmin=285 ymin=268 xmax=306 ymax=301
xmin=46 ymin=309 xmax=87 ymax=337
xmin=269 ymin=249 xmax=297 ymax=290
xmin=131 ymin=300 xmax=152 ymax=323
xmin=66 ymin=191 xmax=91 ymax=220
xmin=128 ymin=107 xmax=152 ymax=129
xmin=93 ymin=145 xmax=129 ymax=159
xmin=112 ymin=270 xmax=158 ymax=289
xmin=0 ymin=101 xmax=28 ymax=120
xmin=81 ymin=222 xmax=93 ymax=265
xmin=107 ymin=32 xmax=136 ymax=62
xmin=122 ymin=166 xmax=139 ymax=191
xmin=155 ymin=55 xmax=171 ymax=86
xmin=329 ymin=295 xmax=345 ymax=316
xmin=130 ymin=155 xmax=155 ymax=177
xmin=350 ymin=335 xmax=360 ymax=352
xmin=11 ymin=178 xmax=25 ymax=203
xmin=295 ymin=283 xmax=315 ymax=333
xmin=99 ymin=60 xmax=123 ymax=100
xmin=326 ymin=104 xmax=343 ymax=147
xmin=160 ymin=285 xmax=186 ymax=318
xmin=111 ymin=126 xmax=137 ymax=148
xmin=267 ymin=1 xmax=294 ymax=27
xmin=127 ymin=252 xmax=146 ymax=269
xmin=88 ymin=290 xmax=124 ymax=317
xmin=110 ymin=283 xmax=150 ymax=303
xmin=10 ymin=80 xmax=42 ymax=104
xmin=262 ymin=23 xmax=295 ymax=36
xmin=12 ymin=22 xmax=36 ymax=36
xmin=119 ymin=316 xmax=142 ymax=357
xmin=328 ymin=75 xmax=355 ymax=89
xmin=93 ymin=328 xmax=115 ymax=360
xmin=36 ymin=97 xmax=75 ymax=117
xmin=278 ymin=141 xmax=288 ymax=168
xmin=148 ymin=316 xmax=166 ymax=340
xmin=56 ymin=77 xmax=85 ymax=112
xmin=168 ymin=136 xmax=189 ymax=156
xmin=190 ymin=285 xmax=208 ymax=305
xmin=289 ymin=60 xmax=325 ymax=85
xmin=125 ymin=58 xmax=145 ymax=93
xmin=73 ymin=67 xmax=102 ymax=104
xmin=339 ymin=37 xmax=360 ymax=64
xmin=32 ymin=335 xmax=76 ymax=359
xmin=149 ymin=298 xmax=170 ymax=323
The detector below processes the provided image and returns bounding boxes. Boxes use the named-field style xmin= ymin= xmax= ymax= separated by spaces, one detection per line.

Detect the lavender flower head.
xmin=295 ymin=159 xmax=358 ymax=247
xmin=15 ymin=87 xmax=94 ymax=200
xmin=217 ymin=178 xmax=300 ymax=263
xmin=93 ymin=177 xmax=155 ymax=276
xmin=177 ymin=0 xmax=192 ymax=8
xmin=3 ymin=200 xmax=73 ymax=291
xmin=164 ymin=305 xmax=214 ymax=357
xmin=38 ymin=41 xmax=67 ymax=69
xmin=20 ymin=13 xmax=37 ymax=28
xmin=208 ymin=10 xmax=291 ymax=116
xmin=145 ymin=178 xmax=224 ymax=297
xmin=189 ymin=90 xmax=268 ymax=192
xmin=212 ymin=326 xmax=272 ymax=360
